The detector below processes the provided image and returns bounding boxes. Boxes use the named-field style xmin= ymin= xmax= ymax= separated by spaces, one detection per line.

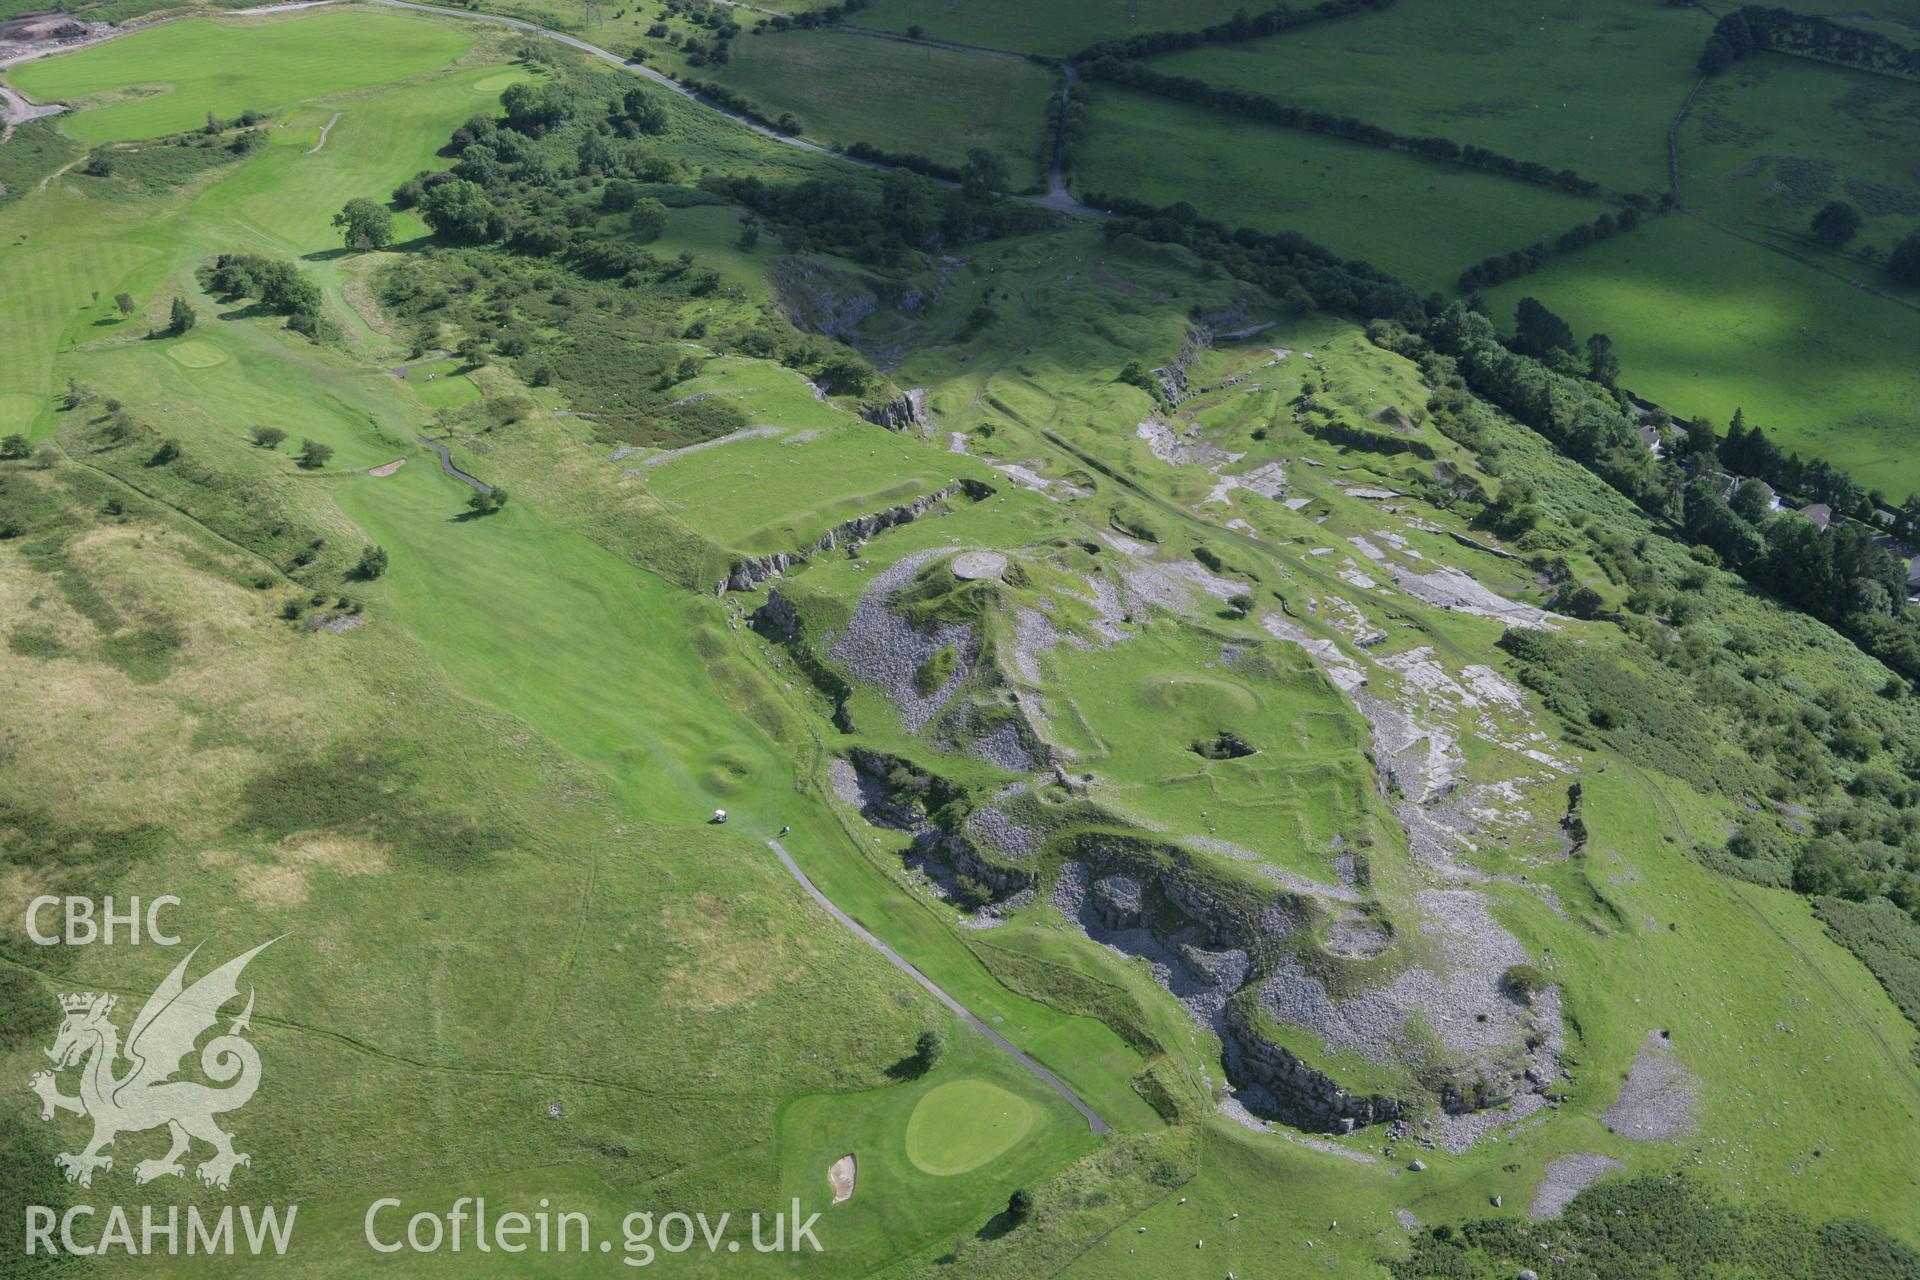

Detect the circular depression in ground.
xmin=904 ymin=1080 xmax=1033 ymax=1176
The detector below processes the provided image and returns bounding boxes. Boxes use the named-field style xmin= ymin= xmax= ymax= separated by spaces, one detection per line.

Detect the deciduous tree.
xmin=628 ymin=197 xmax=669 ymax=242
xmin=333 ymin=197 xmax=394 ymax=251
xmin=1810 ymin=200 xmax=1862 ymax=248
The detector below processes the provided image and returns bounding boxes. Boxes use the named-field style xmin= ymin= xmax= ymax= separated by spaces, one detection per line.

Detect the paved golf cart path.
xmin=416 ymin=434 xmax=491 ymax=492
xmin=767 ymin=839 xmax=1112 ymax=1134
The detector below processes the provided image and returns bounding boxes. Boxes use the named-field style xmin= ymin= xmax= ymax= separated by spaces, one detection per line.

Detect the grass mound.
xmin=166 ymin=340 xmax=227 ymax=369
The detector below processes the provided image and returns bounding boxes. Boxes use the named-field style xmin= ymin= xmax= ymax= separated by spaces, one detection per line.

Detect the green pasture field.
xmin=1679 ymin=52 xmax=1920 ymax=263
xmin=1766 ymin=0 xmax=1920 ymax=36
xmin=1481 ymin=214 xmax=1920 ymax=499
xmin=6 ymin=10 xmax=473 ymax=145
xmin=1073 ymin=88 xmax=1612 ymax=293
xmin=1145 ymin=0 xmax=1708 ymax=196
xmin=691 ymin=28 xmax=1056 ymax=179
xmin=853 ymin=0 xmax=1252 ymax=57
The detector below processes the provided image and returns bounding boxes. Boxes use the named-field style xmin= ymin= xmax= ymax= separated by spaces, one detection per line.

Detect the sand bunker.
xmin=368 ymin=458 xmax=406 ymax=477
xmin=827 ymin=1153 xmax=856 ymax=1205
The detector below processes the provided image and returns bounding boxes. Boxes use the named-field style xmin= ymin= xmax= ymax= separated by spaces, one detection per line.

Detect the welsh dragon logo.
xmin=29 ymin=939 xmax=276 ymax=1190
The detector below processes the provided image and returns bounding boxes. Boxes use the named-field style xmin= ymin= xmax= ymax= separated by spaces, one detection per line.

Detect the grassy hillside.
xmin=1680 ymin=52 xmax=1920 ymax=263
xmin=4 ymin=4 xmax=1920 ymax=1278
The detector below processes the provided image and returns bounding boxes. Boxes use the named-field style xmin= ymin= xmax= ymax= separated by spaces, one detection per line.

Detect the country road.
xmin=766 ymin=839 xmax=1113 ymax=1135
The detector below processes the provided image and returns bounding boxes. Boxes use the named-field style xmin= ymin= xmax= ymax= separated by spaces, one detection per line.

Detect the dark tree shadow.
xmin=883 ymin=1054 xmax=931 ymax=1082
xmin=975 ymin=1210 xmax=1018 ymax=1242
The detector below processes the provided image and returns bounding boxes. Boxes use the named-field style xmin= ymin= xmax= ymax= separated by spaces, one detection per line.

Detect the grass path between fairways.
xmin=768 ymin=839 xmax=1112 ymax=1134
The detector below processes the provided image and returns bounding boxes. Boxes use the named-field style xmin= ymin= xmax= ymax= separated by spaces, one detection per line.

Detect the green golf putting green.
xmin=904 ymin=1079 xmax=1036 ymax=1177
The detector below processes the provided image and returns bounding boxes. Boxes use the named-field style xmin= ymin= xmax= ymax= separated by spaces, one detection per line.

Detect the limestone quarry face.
xmin=785 ymin=496 xmax=1568 ymax=1144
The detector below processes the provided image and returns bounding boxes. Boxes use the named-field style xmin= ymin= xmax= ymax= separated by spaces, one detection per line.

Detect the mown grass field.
xmin=1482 ymin=214 xmax=1920 ymax=499
xmin=692 ymin=28 xmax=1056 ymax=179
xmin=639 ymin=410 xmax=965 ymax=556
xmin=1145 ymin=0 xmax=1708 ymax=196
xmin=1073 ymin=87 xmax=1612 ymax=292
xmin=7 ymin=11 xmax=473 ymax=145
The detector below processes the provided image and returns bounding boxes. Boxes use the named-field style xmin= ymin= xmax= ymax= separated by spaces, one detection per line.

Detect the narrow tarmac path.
xmin=766 ymin=839 xmax=1112 ymax=1134
xmin=416 ymin=434 xmax=491 ymax=492
xmin=306 ymin=110 xmax=341 ymax=154
xmin=0 ymin=81 xmax=64 ymax=142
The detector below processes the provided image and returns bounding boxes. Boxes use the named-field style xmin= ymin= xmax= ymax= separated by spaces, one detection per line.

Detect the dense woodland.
xmin=1701 ymin=4 xmax=1920 ymax=79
